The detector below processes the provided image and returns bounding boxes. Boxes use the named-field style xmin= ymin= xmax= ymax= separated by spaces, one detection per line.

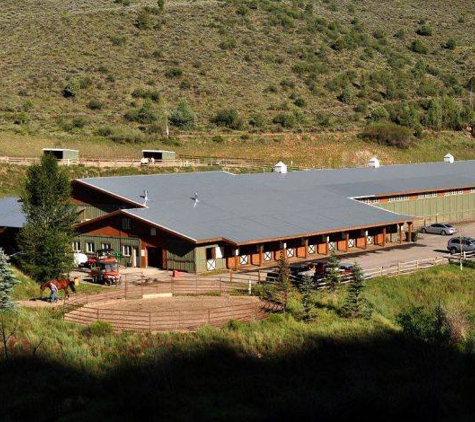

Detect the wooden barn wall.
xmin=378 ymin=193 xmax=475 ymax=224
xmin=72 ymin=183 xmax=135 ymax=221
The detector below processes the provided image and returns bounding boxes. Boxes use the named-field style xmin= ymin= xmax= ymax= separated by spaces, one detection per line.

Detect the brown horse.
xmin=40 ymin=279 xmax=77 ymax=300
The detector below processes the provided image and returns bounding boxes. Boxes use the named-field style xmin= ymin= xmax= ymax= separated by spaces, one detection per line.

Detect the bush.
xmin=165 ymin=68 xmax=183 ymax=78
xmin=444 ymin=38 xmax=457 ymax=50
xmin=169 ymin=98 xmax=196 ymax=130
xmin=212 ymin=135 xmax=225 ymax=143
xmin=273 ymin=112 xmax=297 ymax=129
xmin=84 ymin=321 xmax=114 ymax=336
xmin=416 ymin=25 xmax=433 ymax=36
xmin=62 ymin=80 xmax=80 ymax=98
xmin=111 ymin=35 xmax=126 ymax=46
xmin=411 ymin=40 xmax=428 ymax=54
xmin=131 ymin=88 xmax=161 ymax=102
xmin=361 ymin=122 xmax=413 ymax=148
xmin=124 ymin=99 xmax=159 ymax=124
xmin=135 ymin=9 xmax=153 ymax=29
xmin=87 ymin=99 xmax=103 ymax=110
xmin=72 ymin=117 xmax=86 ymax=128
xmin=211 ymin=108 xmax=244 ymax=129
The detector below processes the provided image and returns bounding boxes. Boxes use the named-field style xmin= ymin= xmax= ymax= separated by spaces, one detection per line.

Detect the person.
xmin=49 ymin=282 xmax=58 ymax=303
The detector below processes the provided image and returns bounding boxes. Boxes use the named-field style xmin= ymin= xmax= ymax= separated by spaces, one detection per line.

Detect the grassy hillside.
xmin=2 ymin=265 xmax=475 ymax=420
xmin=1 ymin=0 xmax=475 ymax=143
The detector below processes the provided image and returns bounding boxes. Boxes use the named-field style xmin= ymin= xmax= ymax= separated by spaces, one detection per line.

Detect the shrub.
xmin=445 ymin=38 xmax=457 ymax=50
xmin=21 ymin=100 xmax=34 ymax=112
xmin=72 ymin=117 xmax=86 ymax=128
xmin=249 ymin=113 xmax=266 ymax=128
xmin=135 ymin=9 xmax=153 ymax=29
xmin=361 ymin=122 xmax=413 ymax=148
xmin=87 ymin=99 xmax=103 ymax=110
xmin=219 ymin=38 xmax=237 ymax=50
xmin=212 ymin=135 xmax=225 ymax=143
xmin=169 ymin=98 xmax=196 ymax=130
xmin=273 ymin=112 xmax=296 ymax=129
xmin=165 ymin=68 xmax=183 ymax=78
xmin=111 ymin=35 xmax=126 ymax=46
xmin=125 ymin=99 xmax=159 ymax=124
xmin=367 ymin=106 xmax=390 ymax=122
xmin=62 ymin=80 xmax=80 ymax=98
xmin=411 ymin=40 xmax=428 ymax=54
xmin=84 ymin=321 xmax=114 ymax=336
xmin=416 ymin=25 xmax=433 ymax=36
xmin=131 ymin=88 xmax=161 ymax=102
xmin=157 ymin=0 xmax=165 ymax=11
xmin=79 ymin=77 xmax=93 ymax=90
xmin=211 ymin=108 xmax=244 ymax=129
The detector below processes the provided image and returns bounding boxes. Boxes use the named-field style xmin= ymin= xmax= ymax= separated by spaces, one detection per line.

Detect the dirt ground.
xmin=92 ymin=295 xmax=259 ymax=313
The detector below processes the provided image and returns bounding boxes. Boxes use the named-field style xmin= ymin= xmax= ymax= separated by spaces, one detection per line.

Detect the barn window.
xmin=122 ymin=218 xmax=131 ymax=230
xmin=72 ymin=241 xmax=80 ymax=252
xmin=122 ymin=245 xmax=132 ymax=257
xmin=264 ymin=251 xmax=272 ymax=261
xmin=286 ymin=248 xmax=294 ymax=258
xmin=102 ymin=243 xmax=111 ymax=250
xmin=240 ymin=255 xmax=249 ymax=265
xmin=86 ymin=242 xmax=95 ymax=253
xmin=205 ymin=247 xmax=216 ymax=260
xmin=308 ymin=245 xmax=316 ymax=254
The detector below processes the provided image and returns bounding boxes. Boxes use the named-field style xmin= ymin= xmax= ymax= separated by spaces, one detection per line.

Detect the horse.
xmin=40 ymin=279 xmax=77 ymax=301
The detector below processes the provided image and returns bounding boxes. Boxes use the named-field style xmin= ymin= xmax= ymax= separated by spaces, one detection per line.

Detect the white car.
xmin=73 ymin=252 xmax=88 ymax=268
xmin=420 ymin=223 xmax=457 ymax=236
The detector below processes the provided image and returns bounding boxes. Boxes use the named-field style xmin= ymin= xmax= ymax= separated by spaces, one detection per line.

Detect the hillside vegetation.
xmin=2 ymin=265 xmax=475 ymax=420
xmin=1 ymin=0 xmax=475 ymax=146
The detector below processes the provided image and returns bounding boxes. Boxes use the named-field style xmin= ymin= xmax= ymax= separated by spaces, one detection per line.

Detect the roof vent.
xmin=274 ymin=161 xmax=288 ymax=174
xmin=444 ymin=153 xmax=454 ymax=164
xmin=368 ymin=157 xmax=380 ymax=168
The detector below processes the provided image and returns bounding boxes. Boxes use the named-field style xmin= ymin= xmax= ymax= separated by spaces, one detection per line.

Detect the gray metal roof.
xmin=0 ymin=197 xmax=25 ymax=229
xmin=80 ymin=158 xmax=475 ymax=243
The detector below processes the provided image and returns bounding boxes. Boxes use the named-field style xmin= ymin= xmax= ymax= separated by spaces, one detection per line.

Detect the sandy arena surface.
xmin=91 ymin=295 xmax=260 ymax=313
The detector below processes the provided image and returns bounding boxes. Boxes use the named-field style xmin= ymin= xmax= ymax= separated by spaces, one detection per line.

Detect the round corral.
xmin=64 ymin=294 xmax=279 ymax=332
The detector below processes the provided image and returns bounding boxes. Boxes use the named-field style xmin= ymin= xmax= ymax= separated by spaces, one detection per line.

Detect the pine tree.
xmin=325 ymin=251 xmax=341 ymax=291
xmin=276 ymin=250 xmax=291 ymax=311
xmin=18 ymin=154 xmax=77 ymax=283
xmin=342 ymin=262 xmax=372 ymax=319
xmin=0 ymin=249 xmax=19 ymax=312
xmin=300 ymin=275 xmax=316 ymax=321
xmin=0 ymin=248 xmax=19 ymax=360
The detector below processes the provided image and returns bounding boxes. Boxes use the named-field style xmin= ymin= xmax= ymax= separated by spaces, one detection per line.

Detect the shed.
xmin=274 ymin=161 xmax=288 ymax=174
xmin=43 ymin=148 xmax=79 ymax=163
xmin=142 ymin=150 xmax=176 ymax=162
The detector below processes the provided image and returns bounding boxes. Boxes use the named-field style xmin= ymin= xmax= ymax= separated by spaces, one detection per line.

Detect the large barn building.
xmin=3 ymin=158 xmax=475 ymax=273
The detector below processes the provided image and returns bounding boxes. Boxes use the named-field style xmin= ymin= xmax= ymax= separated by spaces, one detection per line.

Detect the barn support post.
xmin=408 ymin=222 xmax=413 ymax=243
xmin=382 ymin=227 xmax=387 ymax=247
xmin=399 ymin=223 xmax=403 ymax=244
xmin=345 ymin=232 xmax=349 ymax=252
xmin=304 ymin=238 xmax=308 ymax=259
xmin=258 ymin=244 xmax=264 ymax=267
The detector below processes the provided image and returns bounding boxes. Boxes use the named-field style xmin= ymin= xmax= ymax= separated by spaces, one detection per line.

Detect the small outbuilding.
xmin=43 ymin=148 xmax=79 ymax=163
xmin=142 ymin=150 xmax=176 ymax=162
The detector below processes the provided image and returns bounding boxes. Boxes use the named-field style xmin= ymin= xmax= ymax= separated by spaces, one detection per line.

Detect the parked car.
xmin=420 ymin=223 xmax=457 ymax=236
xmin=447 ymin=237 xmax=475 ymax=254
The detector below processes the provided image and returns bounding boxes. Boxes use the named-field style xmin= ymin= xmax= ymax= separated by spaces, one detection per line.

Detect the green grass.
xmin=2 ymin=265 xmax=475 ymax=420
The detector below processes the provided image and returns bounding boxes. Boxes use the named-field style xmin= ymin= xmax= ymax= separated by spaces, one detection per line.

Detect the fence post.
xmin=125 ymin=279 xmax=128 ymax=299
xmin=416 ymin=260 xmax=419 ymax=269
xmin=149 ymin=312 xmax=152 ymax=332
xmin=208 ymin=309 xmax=211 ymax=324
xmin=248 ymin=279 xmax=252 ymax=295
xmin=195 ymin=277 xmax=198 ymax=295
xmin=398 ymin=262 xmax=401 ymax=274
xmin=380 ymin=266 xmax=383 ymax=277
xmin=258 ymin=270 xmax=261 ymax=283
xmin=219 ymin=279 xmax=222 ymax=296
xmin=96 ymin=308 xmax=99 ymax=321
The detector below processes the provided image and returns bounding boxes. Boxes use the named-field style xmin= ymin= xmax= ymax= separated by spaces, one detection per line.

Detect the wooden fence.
xmin=63 ymin=280 xmax=280 ymax=332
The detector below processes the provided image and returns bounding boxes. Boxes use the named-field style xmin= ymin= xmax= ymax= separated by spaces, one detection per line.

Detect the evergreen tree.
xmin=276 ymin=250 xmax=291 ymax=311
xmin=18 ymin=154 xmax=77 ymax=283
xmin=169 ymin=98 xmax=196 ymax=130
xmin=300 ymin=274 xmax=316 ymax=321
xmin=0 ymin=248 xmax=19 ymax=361
xmin=342 ymin=262 xmax=372 ymax=319
xmin=0 ymin=249 xmax=19 ymax=312
xmin=324 ymin=251 xmax=341 ymax=290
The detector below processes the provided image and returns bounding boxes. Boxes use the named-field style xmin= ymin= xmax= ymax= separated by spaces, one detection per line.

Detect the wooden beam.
xmin=345 ymin=232 xmax=349 ymax=252
xmin=258 ymin=244 xmax=263 ymax=267
xmin=407 ymin=223 xmax=413 ymax=243
xmin=304 ymin=238 xmax=308 ymax=259
xmin=399 ymin=224 xmax=403 ymax=244
xmin=382 ymin=227 xmax=387 ymax=247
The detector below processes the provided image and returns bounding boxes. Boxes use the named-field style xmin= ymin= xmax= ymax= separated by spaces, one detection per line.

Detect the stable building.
xmin=5 ymin=157 xmax=475 ymax=272
xmin=0 ymin=197 xmax=25 ymax=254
